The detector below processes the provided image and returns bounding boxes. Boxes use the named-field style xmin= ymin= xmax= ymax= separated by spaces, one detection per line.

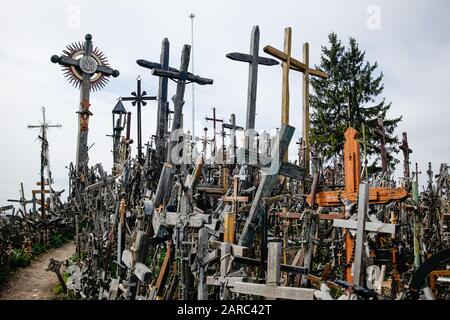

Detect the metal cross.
xmin=27 ymin=107 xmax=61 ymax=222
xmin=51 ymin=34 xmax=119 ymax=179
xmin=222 ymin=114 xmax=244 ymax=165
xmin=121 ymin=76 xmax=157 ymax=163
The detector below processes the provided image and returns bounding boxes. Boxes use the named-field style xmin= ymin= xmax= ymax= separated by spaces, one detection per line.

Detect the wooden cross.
xmin=332 ymin=183 xmax=396 ymax=285
xmin=306 ymin=127 xmax=408 ymax=207
xmin=222 ymin=176 xmax=248 ymax=243
xmin=137 ymin=38 xmax=171 ymax=159
xmin=7 ymin=182 xmax=34 ymax=216
xmin=264 ymin=27 xmax=328 ymax=163
xmin=399 ymin=132 xmax=413 ymax=180
xmin=226 ymin=25 xmax=278 ymax=151
xmin=375 ymin=117 xmax=388 ymax=174
xmin=205 ymin=107 xmax=223 ymax=157
xmin=121 ymin=76 xmax=157 ymax=163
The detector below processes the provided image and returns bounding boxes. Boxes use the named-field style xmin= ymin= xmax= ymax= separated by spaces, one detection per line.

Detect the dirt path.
xmin=0 ymin=241 xmax=75 ymax=300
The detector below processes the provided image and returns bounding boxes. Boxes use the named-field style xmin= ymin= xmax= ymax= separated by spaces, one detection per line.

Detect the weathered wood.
xmin=239 ymin=124 xmax=295 ymax=247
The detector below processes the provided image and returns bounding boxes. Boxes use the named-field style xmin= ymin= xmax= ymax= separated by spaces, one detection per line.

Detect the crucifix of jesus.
xmin=51 ymin=34 xmax=119 ymax=182
xmin=264 ymin=27 xmax=328 ymax=167
xmin=121 ymin=76 xmax=157 ymax=163
xmin=399 ymin=132 xmax=413 ymax=182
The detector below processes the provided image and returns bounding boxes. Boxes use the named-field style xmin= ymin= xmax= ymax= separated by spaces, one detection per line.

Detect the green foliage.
xmin=10 ymin=249 xmax=32 ymax=268
xmin=310 ymin=33 xmax=402 ymax=173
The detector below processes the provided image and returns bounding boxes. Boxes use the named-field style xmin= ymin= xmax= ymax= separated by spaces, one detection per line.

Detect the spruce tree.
xmin=310 ymin=33 xmax=402 ymax=174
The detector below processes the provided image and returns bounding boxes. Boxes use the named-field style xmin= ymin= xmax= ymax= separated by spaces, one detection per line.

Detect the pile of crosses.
xmin=5 ymin=26 xmax=450 ymax=300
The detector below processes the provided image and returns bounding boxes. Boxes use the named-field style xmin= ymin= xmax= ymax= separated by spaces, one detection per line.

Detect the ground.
xmin=0 ymin=242 xmax=75 ymax=300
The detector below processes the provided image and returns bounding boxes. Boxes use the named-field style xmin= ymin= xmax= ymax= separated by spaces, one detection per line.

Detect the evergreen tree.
xmin=310 ymin=33 xmax=402 ymax=174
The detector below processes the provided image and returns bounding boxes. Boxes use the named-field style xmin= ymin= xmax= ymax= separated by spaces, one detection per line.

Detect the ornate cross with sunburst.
xmin=51 ymin=34 xmax=119 ymax=184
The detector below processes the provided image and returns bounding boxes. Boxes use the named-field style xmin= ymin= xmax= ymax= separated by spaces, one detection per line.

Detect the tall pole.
xmin=189 ymin=13 xmax=196 ymax=140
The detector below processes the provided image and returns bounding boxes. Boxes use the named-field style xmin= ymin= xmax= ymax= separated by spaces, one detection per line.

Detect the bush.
xmin=10 ymin=249 xmax=32 ymax=268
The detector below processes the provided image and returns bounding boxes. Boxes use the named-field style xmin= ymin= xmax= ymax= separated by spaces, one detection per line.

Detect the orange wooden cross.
xmin=306 ymin=127 xmax=408 ymax=207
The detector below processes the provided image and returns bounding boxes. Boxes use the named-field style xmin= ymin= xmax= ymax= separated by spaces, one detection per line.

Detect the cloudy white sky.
xmin=0 ymin=0 xmax=449 ymax=206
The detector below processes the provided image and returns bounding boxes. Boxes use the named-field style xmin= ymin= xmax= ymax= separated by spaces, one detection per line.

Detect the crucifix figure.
xmin=51 ymin=34 xmax=119 ymax=182
xmin=205 ymin=107 xmax=223 ymax=158
xmin=27 ymin=107 xmax=61 ymax=225
xmin=399 ymin=132 xmax=413 ymax=181
xmin=264 ymin=28 xmax=328 ymax=164
xmin=121 ymin=76 xmax=157 ymax=163
xmin=226 ymin=25 xmax=279 ymax=153
xmin=137 ymin=38 xmax=171 ymax=159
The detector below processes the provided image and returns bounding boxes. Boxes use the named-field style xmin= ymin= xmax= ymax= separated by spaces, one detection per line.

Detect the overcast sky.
xmin=1 ymin=0 xmax=449 ymax=206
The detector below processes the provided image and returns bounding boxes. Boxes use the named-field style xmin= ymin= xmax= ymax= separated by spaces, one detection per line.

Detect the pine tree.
xmin=310 ymin=33 xmax=402 ymax=173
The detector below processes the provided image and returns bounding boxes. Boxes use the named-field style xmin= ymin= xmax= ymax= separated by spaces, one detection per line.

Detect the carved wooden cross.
xmin=264 ymin=27 xmax=328 ymax=163
xmin=222 ymin=176 xmax=248 ymax=243
xmin=306 ymin=127 xmax=408 ymax=207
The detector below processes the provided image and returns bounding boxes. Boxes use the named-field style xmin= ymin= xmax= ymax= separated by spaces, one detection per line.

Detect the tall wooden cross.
xmin=222 ymin=176 xmax=248 ymax=243
xmin=399 ymin=132 xmax=413 ymax=180
xmin=27 ymin=107 xmax=61 ymax=223
xmin=152 ymin=44 xmax=213 ymax=208
xmin=121 ymin=76 xmax=157 ymax=163
xmin=51 ymin=34 xmax=119 ymax=179
xmin=205 ymin=107 xmax=223 ymax=157
xmin=226 ymin=25 xmax=278 ymax=152
xmin=264 ymin=27 xmax=328 ymax=164
xmin=137 ymin=38 xmax=171 ymax=159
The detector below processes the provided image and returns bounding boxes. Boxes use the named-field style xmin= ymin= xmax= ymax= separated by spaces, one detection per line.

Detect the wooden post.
xmin=302 ymin=42 xmax=310 ymax=176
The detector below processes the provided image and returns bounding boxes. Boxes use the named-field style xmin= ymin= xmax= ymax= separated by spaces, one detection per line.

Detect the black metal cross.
xmin=121 ymin=76 xmax=157 ymax=163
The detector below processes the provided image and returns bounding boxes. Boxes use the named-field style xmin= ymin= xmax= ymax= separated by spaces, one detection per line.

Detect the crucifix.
xmin=137 ymin=38 xmax=171 ymax=159
xmin=375 ymin=117 xmax=388 ymax=175
xmin=51 ymin=34 xmax=119 ymax=182
xmin=356 ymin=124 xmax=373 ymax=180
xmin=264 ymin=27 xmax=328 ymax=164
xmin=205 ymin=107 xmax=223 ymax=157
xmin=200 ymin=127 xmax=211 ymax=159
xmin=399 ymin=132 xmax=413 ymax=181
xmin=121 ymin=76 xmax=157 ymax=163
xmin=222 ymin=176 xmax=249 ymax=243
xmin=7 ymin=182 xmax=34 ymax=216
xmin=222 ymin=114 xmax=244 ymax=165
xmin=27 ymin=107 xmax=61 ymax=226
xmin=226 ymin=25 xmax=278 ymax=153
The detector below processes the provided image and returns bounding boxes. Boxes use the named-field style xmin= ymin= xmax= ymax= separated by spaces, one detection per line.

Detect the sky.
xmin=0 ymin=0 xmax=449 ymax=206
